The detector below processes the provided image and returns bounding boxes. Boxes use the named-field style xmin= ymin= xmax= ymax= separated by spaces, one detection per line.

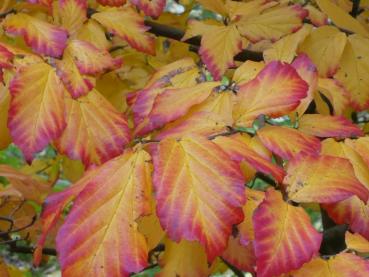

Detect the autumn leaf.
xmin=233 ymin=61 xmax=308 ymax=126
xmin=293 ymin=253 xmax=369 ymax=276
xmin=257 ymin=125 xmax=321 ymax=160
xmin=345 ymin=232 xmax=369 ymax=253
xmin=92 ymin=7 xmax=155 ymax=55
xmin=152 ymin=135 xmax=245 ymax=260
xmin=131 ymin=0 xmax=166 ymax=18
xmin=183 ymin=20 xmax=243 ymax=80
xmin=3 ymin=13 xmax=68 ymax=57
xmin=96 ymin=0 xmax=126 ymax=6
xmin=58 ymin=0 xmax=87 ymax=35
xmin=157 ymin=239 xmax=211 ymax=277
xmin=298 ymin=26 xmax=347 ymax=77
xmin=253 ymin=188 xmax=322 ymax=277
xmin=8 ymin=62 xmax=66 ymax=162
xmin=55 ymin=89 xmax=131 ymax=167
xmin=213 ymin=134 xmax=286 ymax=183
xmin=236 ymin=5 xmax=308 ymax=43
xmin=56 ymin=149 xmax=152 ymax=276
xmin=284 ymin=154 xmax=369 ymax=203
xmin=298 ymin=114 xmax=363 ymax=138
xmin=334 ymin=35 xmax=369 ymax=110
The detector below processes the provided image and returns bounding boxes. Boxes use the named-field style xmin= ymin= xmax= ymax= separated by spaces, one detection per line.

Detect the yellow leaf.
xmin=298 ymin=26 xmax=347 ymax=77
xmin=334 ymin=34 xmax=369 ymax=110
xmin=346 ymin=232 xmax=369 ymax=253
xmin=316 ymin=0 xmax=369 ymax=37
xmin=263 ymin=24 xmax=312 ymax=63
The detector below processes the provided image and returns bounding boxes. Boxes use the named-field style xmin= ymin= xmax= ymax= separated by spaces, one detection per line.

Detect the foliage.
xmin=0 ymin=0 xmax=369 ymax=276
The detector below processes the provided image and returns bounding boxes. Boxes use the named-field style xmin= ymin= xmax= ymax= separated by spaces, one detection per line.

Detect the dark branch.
xmin=144 ymin=20 xmax=264 ymax=62
xmin=350 ymin=0 xmax=361 ymax=17
xmin=220 ymin=257 xmax=245 ymax=277
xmin=0 ymin=9 xmax=16 ymax=19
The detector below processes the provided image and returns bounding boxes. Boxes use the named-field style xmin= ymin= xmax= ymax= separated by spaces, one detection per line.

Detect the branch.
xmin=220 ymin=257 xmax=245 ymax=277
xmin=350 ymin=0 xmax=361 ymax=17
xmin=144 ymin=20 xmax=264 ymax=62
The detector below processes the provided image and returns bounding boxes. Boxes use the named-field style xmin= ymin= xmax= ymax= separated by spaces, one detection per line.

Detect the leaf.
xmin=323 ymin=196 xmax=369 ymax=240
xmin=213 ymin=134 xmax=286 ymax=183
xmin=135 ymin=82 xmax=219 ymax=136
xmin=0 ymin=165 xmax=50 ymax=203
xmin=298 ymin=26 xmax=347 ymax=77
xmin=96 ymin=0 xmax=126 ymax=6
xmin=322 ymin=139 xmax=369 ymax=191
xmin=316 ymin=78 xmax=350 ymax=115
xmin=253 ymin=188 xmax=322 ymax=277
xmin=305 ymin=4 xmax=328 ymax=26
xmin=236 ymin=5 xmax=308 ymax=43
xmin=298 ymin=114 xmax=363 ymax=138
xmin=233 ymin=61 xmax=308 ymax=126
xmin=334 ymin=34 xmax=369 ymax=110
xmin=183 ymin=21 xmax=243 ymax=80
xmin=196 ymin=0 xmax=228 ymax=16
xmin=157 ymin=239 xmax=211 ymax=277
xmin=316 ymin=0 xmax=369 ymax=37
xmin=92 ymin=7 xmax=155 ymax=55
xmin=257 ymin=125 xmax=321 ymax=160
xmin=152 ymin=135 xmax=245 ymax=260
xmin=291 ymin=54 xmax=318 ymax=117
xmin=131 ymin=0 xmax=166 ymax=18
xmin=56 ymin=149 xmax=152 ymax=276
xmin=238 ymin=188 xmax=265 ymax=245
xmin=345 ymin=137 xmax=369 ymax=168
xmin=59 ymin=0 xmax=87 ymax=35
xmin=284 ymin=153 xmax=369 ymax=203
xmin=34 ymin=170 xmax=96 ymax=266
xmin=8 ymin=62 xmax=66 ymax=162
xmin=224 ymin=0 xmax=278 ymax=19
xmin=221 ymin=235 xmax=256 ymax=273
xmin=3 ymin=13 xmax=68 ymax=57
xmin=55 ymin=89 xmax=131 ymax=167
xmin=156 ymin=91 xmax=233 ymax=139
xmin=263 ymin=24 xmax=312 ymax=63
xmin=346 ymin=232 xmax=369 ymax=253
xmin=55 ymin=49 xmax=95 ymax=98
xmin=66 ymin=39 xmax=122 ymax=75
xmin=0 ymin=85 xmax=11 ymax=150
xmin=76 ymin=19 xmax=111 ymax=50
xmin=293 ymin=253 xmax=369 ymax=276
xmin=232 ymin=60 xmax=264 ymax=84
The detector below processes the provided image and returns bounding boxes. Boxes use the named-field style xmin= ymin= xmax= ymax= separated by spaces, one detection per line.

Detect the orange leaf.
xmin=238 ymin=188 xmax=265 ymax=245
xmin=345 ymin=137 xmax=369 ymax=168
xmin=135 ymin=82 xmax=219 ymax=136
xmin=257 ymin=125 xmax=321 ymax=160
xmin=55 ymin=46 xmax=95 ymax=98
xmin=92 ymin=7 xmax=155 ymax=55
xmin=97 ymin=0 xmax=126 ymax=6
xmin=221 ymin=235 xmax=256 ymax=273
xmin=293 ymin=253 xmax=369 ymax=276
xmin=213 ymin=134 xmax=286 ymax=183
xmin=66 ymin=39 xmax=122 ymax=75
xmin=291 ymin=54 xmax=318 ymax=117
xmin=233 ymin=61 xmax=308 ymax=127
xmin=56 ymin=149 xmax=152 ymax=276
xmin=253 ymin=188 xmax=322 ymax=277
xmin=59 ymin=0 xmax=87 ymax=35
xmin=284 ymin=154 xmax=369 ymax=203
xmin=153 ymin=136 xmax=245 ymax=260
xmin=346 ymin=232 xmax=369 ymax=253
xmin=298 ymin=114 xmax=363 ymax=138
xmin=131 ymin=0 xmax=166 ymax=18
xmin=8 ymin=62 xmax=66 ymax=162
xmin=3 ymin=13 xmax=68 ymax=57
xmin=157 ymin=239 xmax=211 ymax=277
xmin=323 ymin=195 xmax=369 ymax=240
xmin=237 ymin=5 xmax=307 ymax=43
xmin=183 ymin=21 xmax=243 ymax=80
xmin=55 ymin=89 xmax=131 ymax=167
